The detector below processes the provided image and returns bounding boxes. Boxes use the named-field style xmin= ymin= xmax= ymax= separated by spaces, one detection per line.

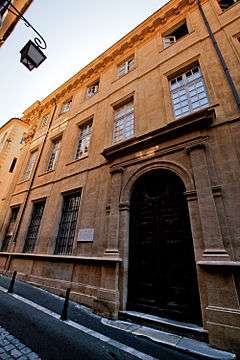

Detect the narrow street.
xmin=0 ymin=275 xmax=198 ymax=360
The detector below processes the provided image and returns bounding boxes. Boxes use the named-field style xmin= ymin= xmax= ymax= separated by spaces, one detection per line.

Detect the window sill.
xmin=159 ymin=31 xmax=195 ymax=53
xmin=112 ymin=67 xmax=136 ymax=84
xmin=17 ymin=178 xmax=31 ymax=185
xmin=66 ymin=154 xmax=88 ymax=166
xmin=38 ymin=169 xmax=55 ymax=177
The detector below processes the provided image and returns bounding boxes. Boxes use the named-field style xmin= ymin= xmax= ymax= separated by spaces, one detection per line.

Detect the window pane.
xmin=113 ymin=102 xmax=134 ymax=143
xmin=47 ymin=139 xmax=61 ymax=172
xmin=75 ymin=122 xmax=92 ymax=159
xmin=22 ymin=151 xmax=37 ymax=181
xmin=170 ymin=66 xmax=209 ymax=118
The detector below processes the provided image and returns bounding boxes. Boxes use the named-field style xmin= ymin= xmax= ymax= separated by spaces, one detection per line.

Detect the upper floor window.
xmin=1 ymin=206 xmax=19 ymax=252
xmin=163 ymin=21 xmax=189 ymax=48
xmin=169 ymin=65 xmax=209 ymax=119
xmin=46 ymin=138 xmax=61 ymax=172
xmin=9 ymin=158 xmax=17 ymax=173
xmin=86 ymin=80 xmax=99 ymax=98
xmin=75 ymin=121 xmax=92 ymax=159
xmin=41 ymin=115 xmax=49 ymax=127
xmin=113 ymin=100 xmax=134 ymax=144
xmin=61 ymin=99 xmax=72 ymax=114
xmin=117 ymin=57 xmax=135 ymax=77
xmin=218 ymin=0 xmax=239 ymax=9
xmin=22 ymin=151 xmax=37 ymax=181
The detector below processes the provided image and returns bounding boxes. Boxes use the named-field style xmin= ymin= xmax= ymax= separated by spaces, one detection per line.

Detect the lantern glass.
xmin=20 ymin=40 xmax=46 ymax=71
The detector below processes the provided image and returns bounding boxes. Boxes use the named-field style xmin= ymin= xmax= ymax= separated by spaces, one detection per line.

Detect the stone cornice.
xmin=23 ymin=0 xmax=196 ymax=119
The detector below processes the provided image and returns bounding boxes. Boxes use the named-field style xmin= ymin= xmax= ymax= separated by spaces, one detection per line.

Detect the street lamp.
xmin=20 ymin=40 xmax=47 ymax=71
xmin=1 ymin=0 xmax=47 ymax=70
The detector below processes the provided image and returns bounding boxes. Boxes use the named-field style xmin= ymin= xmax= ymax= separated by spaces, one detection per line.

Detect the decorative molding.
xmin=20 ymin=0 xmax=197 ymax=121
xmin=110 ymin=166 xmax=124 ymax=175
xmin=212 ymin=185 xmax=222 ymax=197
xmin=119 ymin=201 xmax=130 ymax=211
xmin=184 ymin=190 xmax=197 ymax=201
xmin=103 ymin=108 xmax=214 ymax=161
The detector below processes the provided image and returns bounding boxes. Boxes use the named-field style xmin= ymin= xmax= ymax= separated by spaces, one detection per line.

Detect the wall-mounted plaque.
xmin=77 ymin=228 xmax=94 ymax=242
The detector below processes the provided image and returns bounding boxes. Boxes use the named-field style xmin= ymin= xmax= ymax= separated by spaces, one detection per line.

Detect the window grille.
xmin=1 ymin=207 xmax=19 ymax=252
xmin=87 ymin=81 xmax=99 ymax=97
xmin=113 ymin=101 xmax=134 ymax=143
xmin=22 ymin=151 xmax=37 ymax=181
xmin=54 ymin=193 xmax=81 ymax=255
xmin=23 ymin=201 xmax=45 ymax=253
xmin=46 ymin=138 xmax=61 ymax=171
xmin=41 ymin=115 xmax=48 ymax=127
xmin=117 ymin=58 xmax=135 ymax=76
xmin=170 ymin=66 xmax=209 ymax=119
xmin=75 ymin=122 xmax=92 ymax=159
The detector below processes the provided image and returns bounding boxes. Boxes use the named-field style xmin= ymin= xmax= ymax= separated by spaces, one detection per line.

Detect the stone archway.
xmin=127 ymin=168 xmax=202 ymax=324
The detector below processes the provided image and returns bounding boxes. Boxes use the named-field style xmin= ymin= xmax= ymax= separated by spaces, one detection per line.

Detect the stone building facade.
xmin=0 ymin=118 xmax=29 ymax=226
xmin=0 ymin=0 xmax=240 ymax=354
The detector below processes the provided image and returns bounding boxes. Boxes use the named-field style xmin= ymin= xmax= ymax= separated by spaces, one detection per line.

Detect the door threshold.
xmin=119 ymin=310 xmax=208 ymax=341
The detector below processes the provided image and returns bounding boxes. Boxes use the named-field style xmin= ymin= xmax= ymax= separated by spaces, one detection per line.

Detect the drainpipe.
xmin=197 ymin=0 xmax=240 ymax=111
xmin=9 ymin=98 xmax=57 ymax=257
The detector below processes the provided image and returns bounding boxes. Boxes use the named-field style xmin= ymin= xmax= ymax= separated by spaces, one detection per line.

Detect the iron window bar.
xmin=23 ymin=201 xmax=45 ymax=253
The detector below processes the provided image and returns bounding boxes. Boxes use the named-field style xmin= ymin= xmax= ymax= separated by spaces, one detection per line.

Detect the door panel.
xmin=128 ymin=170 xmax=201 ymax=324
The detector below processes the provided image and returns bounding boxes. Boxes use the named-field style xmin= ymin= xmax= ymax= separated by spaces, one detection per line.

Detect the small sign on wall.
xmin=77 ymin=228 xmax=94 ymax=242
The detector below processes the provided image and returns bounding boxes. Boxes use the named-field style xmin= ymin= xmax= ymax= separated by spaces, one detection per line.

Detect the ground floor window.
xmin=1 ymin=207 xmax=19 ymax=252
xmin=54 ymin=192 xmax=81 ymax=255
xmin=23 ymin=201 xmax=45 ymax=253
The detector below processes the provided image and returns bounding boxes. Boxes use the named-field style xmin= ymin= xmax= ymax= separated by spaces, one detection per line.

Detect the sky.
xmin=0 ymin=0 xmax=168 ymax=127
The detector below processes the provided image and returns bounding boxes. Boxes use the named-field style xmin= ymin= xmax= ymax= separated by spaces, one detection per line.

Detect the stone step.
xmin=119 ymin=310 xmax=208 ymax=342
xmin=102 ymin=317 xmax=236 ymax=360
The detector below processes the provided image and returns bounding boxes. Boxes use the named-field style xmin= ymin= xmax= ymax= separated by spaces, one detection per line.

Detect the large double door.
xmin=128 ymin=170 xmax=201 ymax=324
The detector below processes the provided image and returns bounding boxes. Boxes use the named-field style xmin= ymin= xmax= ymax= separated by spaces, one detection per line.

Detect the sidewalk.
xmin=0 ymin=274 xmax=236 ymax=360
xmin=0 ymin=325 xmax=41 ymax=360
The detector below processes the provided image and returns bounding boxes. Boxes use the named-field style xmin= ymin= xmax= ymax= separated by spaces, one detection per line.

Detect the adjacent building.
xmin=0 ymin=0 xmax=240 ymax=354
xmin=0 ymin=118 xmax=29 ymax=226
xmin=0 ymin=0 xmax=33 ymax=47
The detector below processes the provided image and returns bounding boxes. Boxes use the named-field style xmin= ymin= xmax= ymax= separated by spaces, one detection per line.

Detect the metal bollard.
xmin=60 ymin=288 xmax=71 ymax=321
xmin=8 ymin=271 xmax=17 ymax=293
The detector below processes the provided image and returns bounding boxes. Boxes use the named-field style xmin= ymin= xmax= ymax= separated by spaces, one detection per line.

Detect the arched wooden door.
xmin=127 ymin=170 xmax=202 ymax=324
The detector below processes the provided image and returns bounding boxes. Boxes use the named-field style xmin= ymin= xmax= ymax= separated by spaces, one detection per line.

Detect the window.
xmin=46 ymin=138 xmax=61 ymax=172
xmin=75 ymin=121 xmax=92 ymax=159
xmin=86 ymin=80 xmax=99 ymax=98
xmin=61 ymin=99 xmax=72 ymax=114
xmin=218 ymin=0 xmax=239 ymax=10
xmin=9 ymin=157 xmax=17 ymax=173
xmin=41 ymin=115 xmax=49 ymax=127
xmin=1 ymin=207 xmax=19 ymax=252
xmin=23 ymin=201 xmax=45 ymax=253
xmin=117 ymin=57 xmax=135 ymax=77
xmin=113 ymin=101 xmax=134 ymax=143
xmin=54 ymin=192 xmax=81 ymax=255
xmin=163 ymin=21 xmax=189 ymax=48
xmin=22 ymin=151 xmax=37 ymax=181
xmin=169 ymin=66 xmax=209 ymax=119
xmin=19 ymin=137 xmax=24 ymax=145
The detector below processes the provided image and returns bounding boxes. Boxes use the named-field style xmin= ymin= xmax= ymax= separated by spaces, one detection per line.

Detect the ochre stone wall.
xmin=0 ymin=0 xmax=240 ymax=354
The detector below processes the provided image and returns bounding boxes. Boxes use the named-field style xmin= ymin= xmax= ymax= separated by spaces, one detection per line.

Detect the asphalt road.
xmin=0 ymin=275 xmax=198 ymax=360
